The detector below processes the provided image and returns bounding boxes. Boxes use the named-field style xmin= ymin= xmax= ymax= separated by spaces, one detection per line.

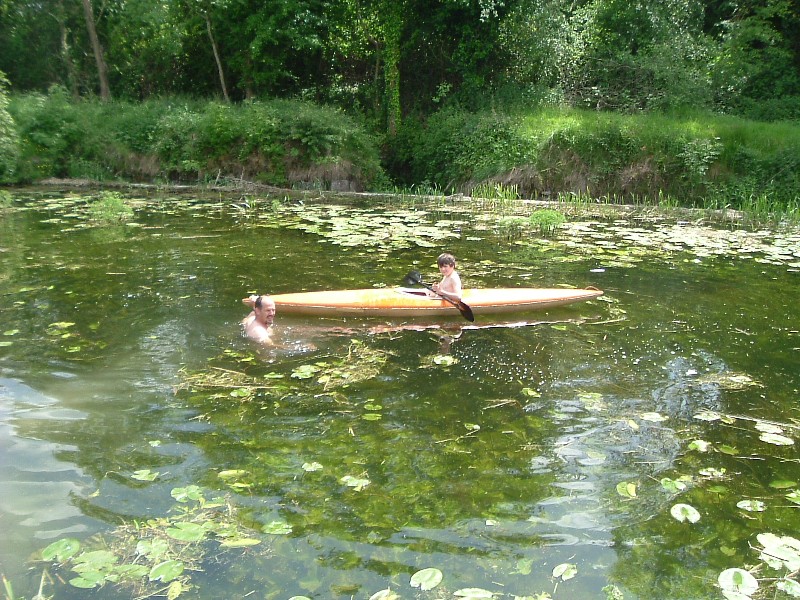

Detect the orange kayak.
xmin=270 ymin=287 xmax=603 ymax=318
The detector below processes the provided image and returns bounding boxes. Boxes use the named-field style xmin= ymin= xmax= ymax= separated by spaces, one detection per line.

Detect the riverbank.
xmin=8 ymin=176 xmax=780 ymax=229
xmin=3 ymin=91 xmax=799 ymax=219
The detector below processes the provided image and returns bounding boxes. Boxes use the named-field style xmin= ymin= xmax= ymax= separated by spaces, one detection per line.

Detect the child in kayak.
xmin=430 ymin=252 xmax=462 ymax=301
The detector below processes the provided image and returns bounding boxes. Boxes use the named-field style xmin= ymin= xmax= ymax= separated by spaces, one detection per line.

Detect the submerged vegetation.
xmin=1 ymin=190 xmax=798 ymax=599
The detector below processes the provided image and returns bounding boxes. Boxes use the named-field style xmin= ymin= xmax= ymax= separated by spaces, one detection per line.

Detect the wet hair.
xmin=437 ymin=253 xmax=456 ymax=267
xmin=254 ymin=294 xmax=270 ymax=309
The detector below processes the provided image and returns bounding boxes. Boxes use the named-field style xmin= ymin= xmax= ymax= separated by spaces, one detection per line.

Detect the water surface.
xmin=0 ymin=189 xmax=798 ymax=599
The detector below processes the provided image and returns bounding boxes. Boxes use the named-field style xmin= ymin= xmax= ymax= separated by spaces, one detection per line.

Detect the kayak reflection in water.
xmin=241 ymin=294 xmax=276 ymax=345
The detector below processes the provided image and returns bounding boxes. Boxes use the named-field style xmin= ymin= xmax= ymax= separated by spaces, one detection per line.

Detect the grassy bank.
xmin=3 ymin=90 xmax=799 ymax=216
xmin=394 ymin=106 xmax=800 ymax=214
xmin=5 ymin=88 xmax=387 ymax=191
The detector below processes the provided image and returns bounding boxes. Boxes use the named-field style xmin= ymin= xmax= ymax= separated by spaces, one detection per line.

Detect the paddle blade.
xmin=456 ymin=301 xmax=475 ymax=322
xmin=403 ymin=270 xmax=423 ymax=286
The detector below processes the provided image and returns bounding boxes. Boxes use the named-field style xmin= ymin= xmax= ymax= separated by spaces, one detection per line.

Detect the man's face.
xmin=256 ymin=298 xmax=276 ymax=325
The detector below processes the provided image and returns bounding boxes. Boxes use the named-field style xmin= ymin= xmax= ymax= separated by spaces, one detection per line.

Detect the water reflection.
xmin=0 ymin=378 xmax=91 ymax=571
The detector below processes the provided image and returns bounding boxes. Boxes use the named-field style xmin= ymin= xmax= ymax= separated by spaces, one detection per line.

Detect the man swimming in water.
xmin=241 ymin=294 xmax=276 ymax=344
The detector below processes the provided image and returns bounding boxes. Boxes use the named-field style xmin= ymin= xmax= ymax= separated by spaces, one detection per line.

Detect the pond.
xmin=0 ymin=187 xmax=799 ymax=600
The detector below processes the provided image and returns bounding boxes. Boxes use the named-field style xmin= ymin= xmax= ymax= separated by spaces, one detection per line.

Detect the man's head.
xmin=254 ymin=295 xmax=276 ymax=326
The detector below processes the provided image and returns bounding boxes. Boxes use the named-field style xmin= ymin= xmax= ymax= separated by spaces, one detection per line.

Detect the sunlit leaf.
xmin=69 ymin=573 xmax=104 ymax=588
xmin=755 ymin=421 xmax=784 ymax=434
xmin=410 ymin=567 xmax=443 ymax=591
xmin=670 ymin=503 xmax=701 ymax=523
xmin=149 ymin=560 xmax=184 ymax=582
xmin=341 ymin=475 xmax=371 ymax=491
xmin=718 ymin=568 xmax=758 ymax=596
xmin=433 ymin=354 xmax=458 ymax=366
xmin=694 ymin=410 xmax=721 ymax=421
xmin=660 ymin=477 xmax=688 ymax=494
xmin=640 ymin=412 xmax=668 ymax=422
xmin=302 ymin=462 xmax=323 ymax=472
xmin=688 ymin=439 xmax=710 ymax=452
xmin=759 ymin=432 xmax=794 ymax=446
xmin=454 ymin=588 xmax=495 ymax=598
xmin=166 ymin=522 xmax=206 ymax=542
xmin=777 ymin=578 xmax=800 ymax=597
xmin=362 ymin=413 xmax=382 ymax=421
xmin=552 ymin=563 xmax=577 ymax=580
xmin=217 ymin=469 xmax=248 ymax=480
xmin=699 ymin=467 xmax=726 ymax=479
xmin=219 ymin=538 xmax=262 ymax=548
xmin=368 ymin=589 xmax=400 ymax=600
xmin=132 ymin=469 xmax=159 ymax=481
xmin=769 ymin=480 xmax=797 ymax=489
xmin=136 ymin=538 xmax=170 ymax=560
xmin=171 ymin=485 xmax=203 ymax=503
xmin=718 ymin=445 xmax=738 ymax=456
xmin=73 ymin=550 xmax=117 ymax=571
xmin=167 ymin=580 xmax=183 ymax=600
xmin=42 ymin=538 xmax=81 ymax=562
xmin=737 ymin=499 xmax=766 ymax=512
xmin=616 ymin=481 xmax=637 ymax=498
xmin=262 ymin=520 xmax=292 ymax=535
xmin=113 ymin=564 xmax=149 ymax=579
xmin=786 ymin=490 xmax=800 ymax=505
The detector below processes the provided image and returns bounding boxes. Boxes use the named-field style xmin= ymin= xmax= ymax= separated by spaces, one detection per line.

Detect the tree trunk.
xmin=81 ymin=0 xmax=111 ymax=100
xmin=205 ymin=13 xmax=230 ymax=102
xmin=382 ymin=1 xmax=403 ymax=136
xmin=51 ymin=1 xmax=79 ymax=98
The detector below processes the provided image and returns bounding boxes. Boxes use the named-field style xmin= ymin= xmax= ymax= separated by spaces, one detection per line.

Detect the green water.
xmin=0 ymin=188 xmax=798 ymax=600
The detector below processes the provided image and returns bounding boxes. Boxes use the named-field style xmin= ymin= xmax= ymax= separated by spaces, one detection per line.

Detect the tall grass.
xmin=396 ymin=105 xmax=800 ymax=214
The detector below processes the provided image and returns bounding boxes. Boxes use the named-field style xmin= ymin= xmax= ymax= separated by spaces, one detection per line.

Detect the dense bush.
xmin=394 ymin=105 xmax=800 ymax=209
xmin=5 ymin=89 xmax=386 ymax=189
xmin=0 ymin=72 xmax=19 ymax=179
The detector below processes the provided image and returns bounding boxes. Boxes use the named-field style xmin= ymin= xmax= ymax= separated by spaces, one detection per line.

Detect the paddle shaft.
xmin=413 ymin=277 xmax=475 ymax=322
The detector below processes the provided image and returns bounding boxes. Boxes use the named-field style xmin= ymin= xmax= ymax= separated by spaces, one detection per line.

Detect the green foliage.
xmin=87 ymin=191 xmax=134 ymax=222
xmin=396 ymin=104 xmax=800 ymax=210
xmin=529 ymin=209 xmax=566 ymax=236
xmin=7 ymin=92 xmax=385 ymax=188
xmin=39 ymin=486 xmax=266 ymax=597
xmin=0 ymin=71 xmax=19 ymax=181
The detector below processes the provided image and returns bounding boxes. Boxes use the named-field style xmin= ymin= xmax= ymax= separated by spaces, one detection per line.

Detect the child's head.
xmin=437 ymin=253 xmax=456 ymax=268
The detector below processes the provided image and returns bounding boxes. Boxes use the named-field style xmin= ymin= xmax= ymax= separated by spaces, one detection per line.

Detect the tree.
xmin=81 ymin=0 xmax=111 ymax=100
xmin=0 ymin=71 xmax=19 ymax=180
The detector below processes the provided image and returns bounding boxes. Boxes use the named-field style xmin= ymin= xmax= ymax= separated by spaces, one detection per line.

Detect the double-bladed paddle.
xmin=404 ymin=270 xmax=475 ymax=322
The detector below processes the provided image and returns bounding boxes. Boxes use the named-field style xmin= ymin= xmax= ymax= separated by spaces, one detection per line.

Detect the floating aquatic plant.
xmin=38 ymin=486 xmax=269 ymax=597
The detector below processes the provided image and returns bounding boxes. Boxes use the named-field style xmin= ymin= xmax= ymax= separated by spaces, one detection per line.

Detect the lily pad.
xmin=616 ymin=481 xmax=637 ymax=498
xmin=718 ymin=568 xmax=758 ymax=597
xmin=410 ymin=567 xmax=443 ymax=591
xmin=737 ymin=499 xmax=766 ymax=512
xmin=132 ymin=469 xmax=159 ymax=481
xmin=166 ymin=522 xmax=207 ymax=542
xmin=552 ymin=562 xmax=578 ymax=580
xmin=368 ymin=590 xmax=400 ymax=600
xmin=42 ymin=537 xmax=81 ymax=561
xmin=148 ymin=560 xmax=184 ymax=582
xmin=670 ymin=503 xmax=701 ymax=523
xmin=759 ymin=432 xmax=794 ymax=446
xmin=262 ymin=520 xmax=293 ymax=535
